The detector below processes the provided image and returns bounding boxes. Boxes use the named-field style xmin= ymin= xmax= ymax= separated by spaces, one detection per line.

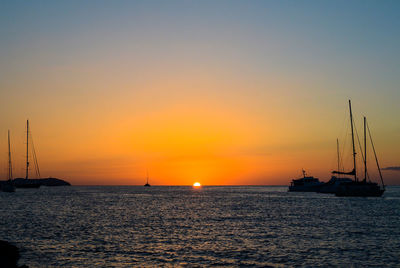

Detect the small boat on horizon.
xmin=288 ymin=169 xmax=324 ymax=192
xmin=144 ymin=170 xmax=151 ymax=187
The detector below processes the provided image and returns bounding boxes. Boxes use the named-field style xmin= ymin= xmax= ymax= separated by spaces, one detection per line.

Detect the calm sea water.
xmin=1 ymin=186 xmax=400 ymax=267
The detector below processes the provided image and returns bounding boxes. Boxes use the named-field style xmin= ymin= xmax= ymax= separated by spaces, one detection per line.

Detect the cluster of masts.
xmin=333 ymin=100 xmax=384 ymax=188
xmin=290 ymin=100 xmax=385 ymax=197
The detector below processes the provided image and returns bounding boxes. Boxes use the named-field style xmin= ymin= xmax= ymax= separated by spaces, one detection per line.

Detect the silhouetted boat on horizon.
xmin=144 ymin=170 xmax=151 ymax=187
xmin=333 ymin=100 xmax=385 ymax=197
xmin=1 ymin=130 xmax=16 ymax=192
xmin=13 ymin=120 xmax=41 ymax=188
xmin=12 ymin=120 xmax=71 ymax=188
xmin=288 ymin=169 xmax=324 ymax=192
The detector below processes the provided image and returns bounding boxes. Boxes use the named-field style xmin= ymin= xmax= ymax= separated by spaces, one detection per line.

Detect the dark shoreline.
xmin=0 ymin=240 xmax=27 ymax=268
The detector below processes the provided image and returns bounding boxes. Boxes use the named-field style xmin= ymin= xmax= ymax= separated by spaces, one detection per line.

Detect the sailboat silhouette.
xmin=333 ymin=100 xmax=385 ymax=197
xmin=144 ymin=170 xmax=151 ymax=187
xmin=1 ymin=130 xmax=16 ymax=192
xmin=14 ymin=120 xmax=41 ymax=188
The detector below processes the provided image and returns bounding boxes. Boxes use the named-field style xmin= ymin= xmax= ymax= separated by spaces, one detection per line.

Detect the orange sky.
xmin=0 ymin=2 xmax=399 ymax=185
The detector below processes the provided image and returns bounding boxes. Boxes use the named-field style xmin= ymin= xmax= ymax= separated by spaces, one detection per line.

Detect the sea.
xmin=1 ymin=186 xmax=400 ymax=267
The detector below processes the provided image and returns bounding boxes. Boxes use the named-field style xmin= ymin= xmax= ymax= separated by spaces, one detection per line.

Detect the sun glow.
xmin=193 ymin=182 xmax=201 ymax=187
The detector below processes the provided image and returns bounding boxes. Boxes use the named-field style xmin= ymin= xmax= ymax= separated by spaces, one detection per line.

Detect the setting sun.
xmin=193 ymin=182 xmax=201 ymax=187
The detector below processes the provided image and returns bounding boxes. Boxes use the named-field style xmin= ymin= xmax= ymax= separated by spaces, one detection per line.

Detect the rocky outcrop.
xmin=36 ymin=177 xmax=71 ymax=186
xmin=0 ymin=240 xmax=27 ymax=268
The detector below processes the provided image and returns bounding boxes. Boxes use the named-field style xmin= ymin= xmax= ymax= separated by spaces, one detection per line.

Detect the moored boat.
xmin=13 ymin=178 xmax=41 ymax=188
xmin=318 ymin=176 xmax=353 ymax=194
xmin=144 ymin=170 xmax=151 ymax=187
xmin=4 ymin=121 xmax=70 ymax=189
xmin=1 ymin=130 xmax=16 ymax=192
xmin=14 ymin=120 xmax=41 ymax=189
xmin=318 ymin=139 xmax=353 ymax=193
xmin=288 ymin=170 xmax=324 ymax=192
xmin=336 ymin=181 xmax=384 ymax=197
xmin=333 ymin=101 xmax=385 ymax=197
xmin=0 ymin=181 xmax=16 ymax=192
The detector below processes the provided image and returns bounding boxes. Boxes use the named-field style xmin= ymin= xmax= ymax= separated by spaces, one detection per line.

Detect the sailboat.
xmin=333 ymin=100 xmax=385 ymax=197
xmin=318 ymin=139 xmax=353 ymax=193
xmin=1 ymin=130 xmax=16 ymax=192
xmin=144 ymin=170 xmax=151 ymax=187
xmin=13 ymin=120 xmax=41 ymax=188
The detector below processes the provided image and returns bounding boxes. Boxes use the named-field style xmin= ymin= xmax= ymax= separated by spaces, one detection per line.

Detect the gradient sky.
xmin=0 ymin=0 xmax=399 ymax=185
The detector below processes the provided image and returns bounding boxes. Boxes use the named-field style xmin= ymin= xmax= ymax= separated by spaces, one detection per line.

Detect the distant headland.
xmin=12 ymin=177 xmax=71 ymax=187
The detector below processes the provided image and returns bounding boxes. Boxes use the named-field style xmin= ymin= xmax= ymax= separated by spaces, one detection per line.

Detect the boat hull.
xmin=15 ymin=183 xmax=41 ymax=189
xmin=335 ymin=182 xmax=384 ymax=197
xmin=12 ymin=179 xmax=41 ymax=188
xmin=12 ymin=178 xmax=70 ymax=188
xmin=318 ymin=177 xmax=353 ymax=194
xmin=288 ymin=175 xmax=324 ymax=192
xmin=288 ymin=185 xmax=323 ymax=192
xmin=0 ymin=181 xmax=16 ymax=192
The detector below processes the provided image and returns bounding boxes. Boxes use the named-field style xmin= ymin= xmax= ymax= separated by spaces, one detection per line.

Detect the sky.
xmin=0 ymin=0 xmax=399 ymax=185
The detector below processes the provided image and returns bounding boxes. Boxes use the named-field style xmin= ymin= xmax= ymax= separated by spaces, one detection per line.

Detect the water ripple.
xmin=1 ymin=186 xmax=399 ymax=267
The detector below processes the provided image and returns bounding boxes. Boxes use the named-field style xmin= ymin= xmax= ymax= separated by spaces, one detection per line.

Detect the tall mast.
xmin=146 ymin=170 xmax=149 ymax=184
xmin=26 ymin=119 xmax=29 ymax=180
xmin=349 ymin=100 xmax=357 ymax=182
xmin=337 ymin=138 xmax=340 ymax=177
xmin=8 ymin=130 xmax=12 ymax=181
xmin=364 ymin=116 xmax=367 ymax=182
